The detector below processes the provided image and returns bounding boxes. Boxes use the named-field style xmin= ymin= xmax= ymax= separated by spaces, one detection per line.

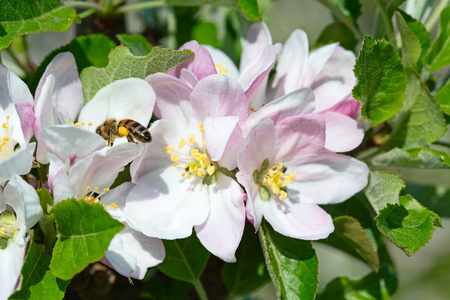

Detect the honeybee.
xmin=95 ymin=119 xmax=152 ymax=146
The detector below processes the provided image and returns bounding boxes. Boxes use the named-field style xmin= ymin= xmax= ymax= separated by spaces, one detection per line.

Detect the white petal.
xmin=78 ymin=78 xmax=155 ymax=131
xmin=124 ymin=170 xmax=210 ymax=239
xmin=0 ymin=142 xmax=36 ymax=182
xmin=105 ymin=226 xmax=165 ymax=279
xmin=34 ymin=74 xmax=56 ymax=140
xmin=102 ymin=182 xmax=135 ymax=222
xmin=0 ymin=241 xmax=26 ymax=299
xmin=203 ymin=116 xmax=239 ymax=165
xmin=195 ymin=173 xmax=245 ymax=262
xmin=303 ymin=43 xmax=338 ymax=87
xmin=240 ymin=23 xmax=273 ymax=72
xmin=39 ymin=125 xmax=106 ymax=165
xmin=321 ymin=111 xmax=364 ymax=152
xmin=48 ymin=153 xmax=74 ymax=204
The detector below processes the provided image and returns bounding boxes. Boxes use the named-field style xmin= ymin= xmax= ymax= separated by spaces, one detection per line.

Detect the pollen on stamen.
xmin=189 ymin=134 xmax=195 ymax=144
xmin=171 ymin=154 xmax=179 ymax=162
xmin=94 ymin=187 xmax=99 ymax=192
xmin=86 ymin=186 xmax=91 ymax=191
xmin=110 ymin=203 xmax=118 ymax=209
xmin=165 ymin=146 xmax=174 ymax=154
xmin=0 ymin=227 xmax=6 ymax=234
xmin=5 ymin=116 xmax=10 ymax=120
xmin=103 ymin=188 xmax=110 ymax=192
xmin=173 ymin=162 xmax=179 ymax=166
xmin=199 ymin=123 xmax=204 ymax=132
xmin=88 ymin=122 xmax=93 ymax=126
xmin=250 ymin=107 xmax=256 ymax=112
xmin=74 ymin=123 xmax=80 ymax=126
xmin=2 ymin=123 xmax=6 ymax=128
xmin=178 ymin=138 xmax=186 ymax=148
xmin=181 ymin=172 xmax=186 ymax=177
xmin=81 ymin=122 xmax=85 ymax=126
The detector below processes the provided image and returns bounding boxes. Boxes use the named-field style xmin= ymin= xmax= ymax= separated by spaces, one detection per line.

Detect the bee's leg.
xmin=107 ymin=130 xmax=114 ymax=146
xmin=126 ymin=134 xmax=137 ymax=144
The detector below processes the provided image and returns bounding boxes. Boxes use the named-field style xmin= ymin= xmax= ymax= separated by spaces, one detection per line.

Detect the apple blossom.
xmin=125 ymin=74 xmax=247 ymax=262
xmin=236 ymin=116 xmax=369 ymax=239
xmin=0 ymin=175 xmax=43 ymax=299
xmin=0 ymin=65 xmax=36 ymax=182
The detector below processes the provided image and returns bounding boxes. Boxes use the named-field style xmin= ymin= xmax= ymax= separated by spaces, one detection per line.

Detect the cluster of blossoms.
xmin=0 ymin=23 xmax=369 ymax=297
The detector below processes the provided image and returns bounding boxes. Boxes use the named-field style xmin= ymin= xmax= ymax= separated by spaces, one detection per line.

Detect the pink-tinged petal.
xmin=246 ymin=87 xmax=315 ymax=131
xmin=69 ymin=143 xmax=143 ymax=199
xmin=78 ymin=78 xmax=155 ymax=131
xmin=291 ymin=153 xmax=369 ymax=204
xmin=321 ymin=111 xmax=364 ymax=152
xmin=203 ymin=45 xmax=239 ymax=80
xmin=262 ymin=200 xmax=334 ymax=240
xmin=1 ymin=104 xmax=26 ymax=146
xmin=0 ymin=241 xmax=26 ymax=299
xmin=313 ymin=81 xmax=352 ymax=113
xmin=244 ymin=44 xmax=282 ymax=110
xmin=329 ymin=98 xmax=361 ymax=119
xmin=236 ymin=172 xmax=263 ymax=232
xmin=303 ymin=43 xmax=338 ymax=87
xmin=180 ymin=69 xmax=199 ymax=88
xmin=167 ymin=41 xmax=217 ymax=80
xmin=131 ymin=120 xmax=185 ymax=183
xmin=314 ymin=46 xmax=357 ymax=88
xmin=124 ymin=170 xmax=210 ymax=239
xmin=195 ymin=173 xmax=245 ymax=262
xmin=5 ymin=175 xmax=42 ymax=233
xmin=0 ymin=142 xmax=36 ymax=182
xmin=7 ymin=70 xmax=34 ymax=141
xmin=38 ymin=125 xmax=106 ymax=165
xmin=33 ymin=74 xmax=56 ymax=140
xmin=203 ymin=116 xmax=239 ymax=166
xmin=102 ymin=182 xmax=135 ymax=222
xmin=146 ymin=73 xmax=192 ymax=123
xmin=271 ymin=29 xmax=309 ymax=98
xmin=105 ymin=226 xmax=165 ymax=279
xmin=189 ymin=75 xmax=247 ymax=126
xmin=48 ymin=153 xmax=74 ymax=204
xmin=35 ymin=52 xmax=84 ymax=122
xmin=240 ymin=23 xmax=273 ymax=72
xmin=273 ymin=115 xmax=326 ymax=165
xmin=237 ymin=118 xmax=278 ymax=178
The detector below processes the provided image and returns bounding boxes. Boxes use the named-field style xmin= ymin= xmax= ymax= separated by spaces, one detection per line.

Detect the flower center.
xmin=215 ymin=64 xmax=228 ymax=76
xmin=83 ymin=186 xmax=117 ymax=209
xmin=0 ymin=211 xmax=19 ymax=249
xmin=253 ymin=159 xmax=297 ymax=201
xmin=165 ymin=124 xmax=217 ymax=184
xmin=0 ymin=116 xmax=17 ymax=162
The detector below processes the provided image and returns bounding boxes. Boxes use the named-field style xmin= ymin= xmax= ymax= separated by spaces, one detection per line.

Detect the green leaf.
xmin=37 ymin=188 xmax=54 ymax=215
xmin=192 ymin=22 xmax=221 ymax=48
xmin=222 ymin=222 xmax=270 ymax=297
xmin=375 ymin=195 xmax=442 ymax=256
xmin=317 ymin=236 xmax=397 ymax=300
xmin=157 ymin=232 xmax=210 ymax=282
xmin=259 ymin=222 xmax=318 ymax=300
xmin=427 ymin=6 xmax=450 ymax=72
xmin=314 ymin=22 xmax=358 ymax=50
xmin=386 ymin=68 xmax=447 ymax=148
xmin=80 ymin=46 xmax=193 ymax=102
xmin=396 ymin=12 xmax=422 ymax=68
xmin=324 ymin=216 xmax=380 ymax=271
xmin=353 ymin=36 xmax=407 ymax=126
xmin=403 ymin=184 xmax=450 ymax=218
xmin=0 ymin=0 xmax=78 ymax=50
xmin=27 ymin=34 xmax=116 ymax=93
xmin=117 ymin=34 xmax=152 ymax=56
xmin=50 ymin=199 xmax=124 ymax=280
xmin=317 ymin=0 xmax=361 ymax=21
xmin=165 ymin=0 xmax=261 ymax=21
xmin=364 ymin=171 xmax=405 ymax=213
xmin=371 ymin=147 xmax=450 ymax=169
xmin=435 ymin=80 xmax=450 ymax=115
xmin=9 ymin=241 xmax=69 ymax=300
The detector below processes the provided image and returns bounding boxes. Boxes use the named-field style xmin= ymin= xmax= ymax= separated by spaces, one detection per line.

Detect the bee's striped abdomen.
xmin=117 ymin=119 xmax=152 ymax=143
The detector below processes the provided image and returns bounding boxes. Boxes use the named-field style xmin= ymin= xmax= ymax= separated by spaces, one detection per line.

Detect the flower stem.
xmin=192 ymin=279 xmax=208 ymax=300
xmin=115 ymin=0 xmax=166 ymax=15
xmin=433 ymin=140 xmax=450 ymax=148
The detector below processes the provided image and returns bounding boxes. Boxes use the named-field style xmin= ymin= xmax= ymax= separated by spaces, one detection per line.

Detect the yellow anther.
xmin=5 ymin=116 xmax=9 ymax=120
xmin=86 ymin=186 xmax=91 ymax=191
xmin=178 ymin=138 xmax=186 ymax=148
xmin=173 ymin=162 xmax=179 ymax=166
xmin=199 ymin=123 xmax=204 ymax=132
xmin=81 ymin=122 xmax=85 ymax=126
xmin=187 ymin=174 xmax=191 ymax=179
xmin=207 ymin=165 xmax=215 ymax=176
xmin=0 ymin=227 xmax=6 ymax=234
xmin=118 ymin=126 xmax=129 ymax=136
xmin=181 ymin=172 xmax=186 ymax=177
xmin=171 ymin=154 xmax=179 ymax=162
xmin=2 ymin=123 xmax=6 ymax=128
xmin=189 ymin=134 xmax=195 ymax=144
xmin=103 ymin=188 xmax=110 ymax=192
xmin=215 ymin=64 xmax=228 ymax=75
xmin=260 ymin=163 xmax=297 ymax=201
xmin=3 ymin=137 xmax=9 ymax=142
xmin=110 ymin=203 xmax=118 ymax=209
xmin=88 ymin=122 xmax=93 ymax=126
xmin=94 ymin=187 xmax=99 ymax=192
xmin=74 ymin=123 xmax=80 ymax=126
xmin=202 ymin=139 xmax=206 ymax=148
xmin=165 ymin=146 xmax=174 ymax=154
xmin=279 ymin=191 xmax=288 ymax=200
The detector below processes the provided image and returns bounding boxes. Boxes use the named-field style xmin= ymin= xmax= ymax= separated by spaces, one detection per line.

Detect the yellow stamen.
xmin=207 ymin=165 xmax=215 ymax=176
xmin=0 ymin=227 xmax=5 ymax=234
xmin=199 ymin=123 xmax=204 ymax=132
xmin=94 ymin=187 xmax=99 ymax=192
xmin=178 ymin=138 xmax=186 ymax=148
xmin=165 ymin=146 xmax=174 ymax=154
xmin=86 ymin=186 xmax=91 ymax=191
xmin=5 ymin=116 xmax=10 ymax=120
xmin=171 ymin=154 xmax=179 ymax=162
xmin=110 ymin=203 xmax=118 ymax=209
xmin=88 ymin=122 xmax=93 ymax=126
xmin=74 ymin=123 xmax=80 ymax=126
xmin=215 ymin=64 xmax=228 ymax=75
xmin=81 ymin=122 xmax=85 ymax=126
xmin=189 ymin=134 xmax=195 ymax=144
xmin=173 ymin=162 xmax=179 ymax=166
